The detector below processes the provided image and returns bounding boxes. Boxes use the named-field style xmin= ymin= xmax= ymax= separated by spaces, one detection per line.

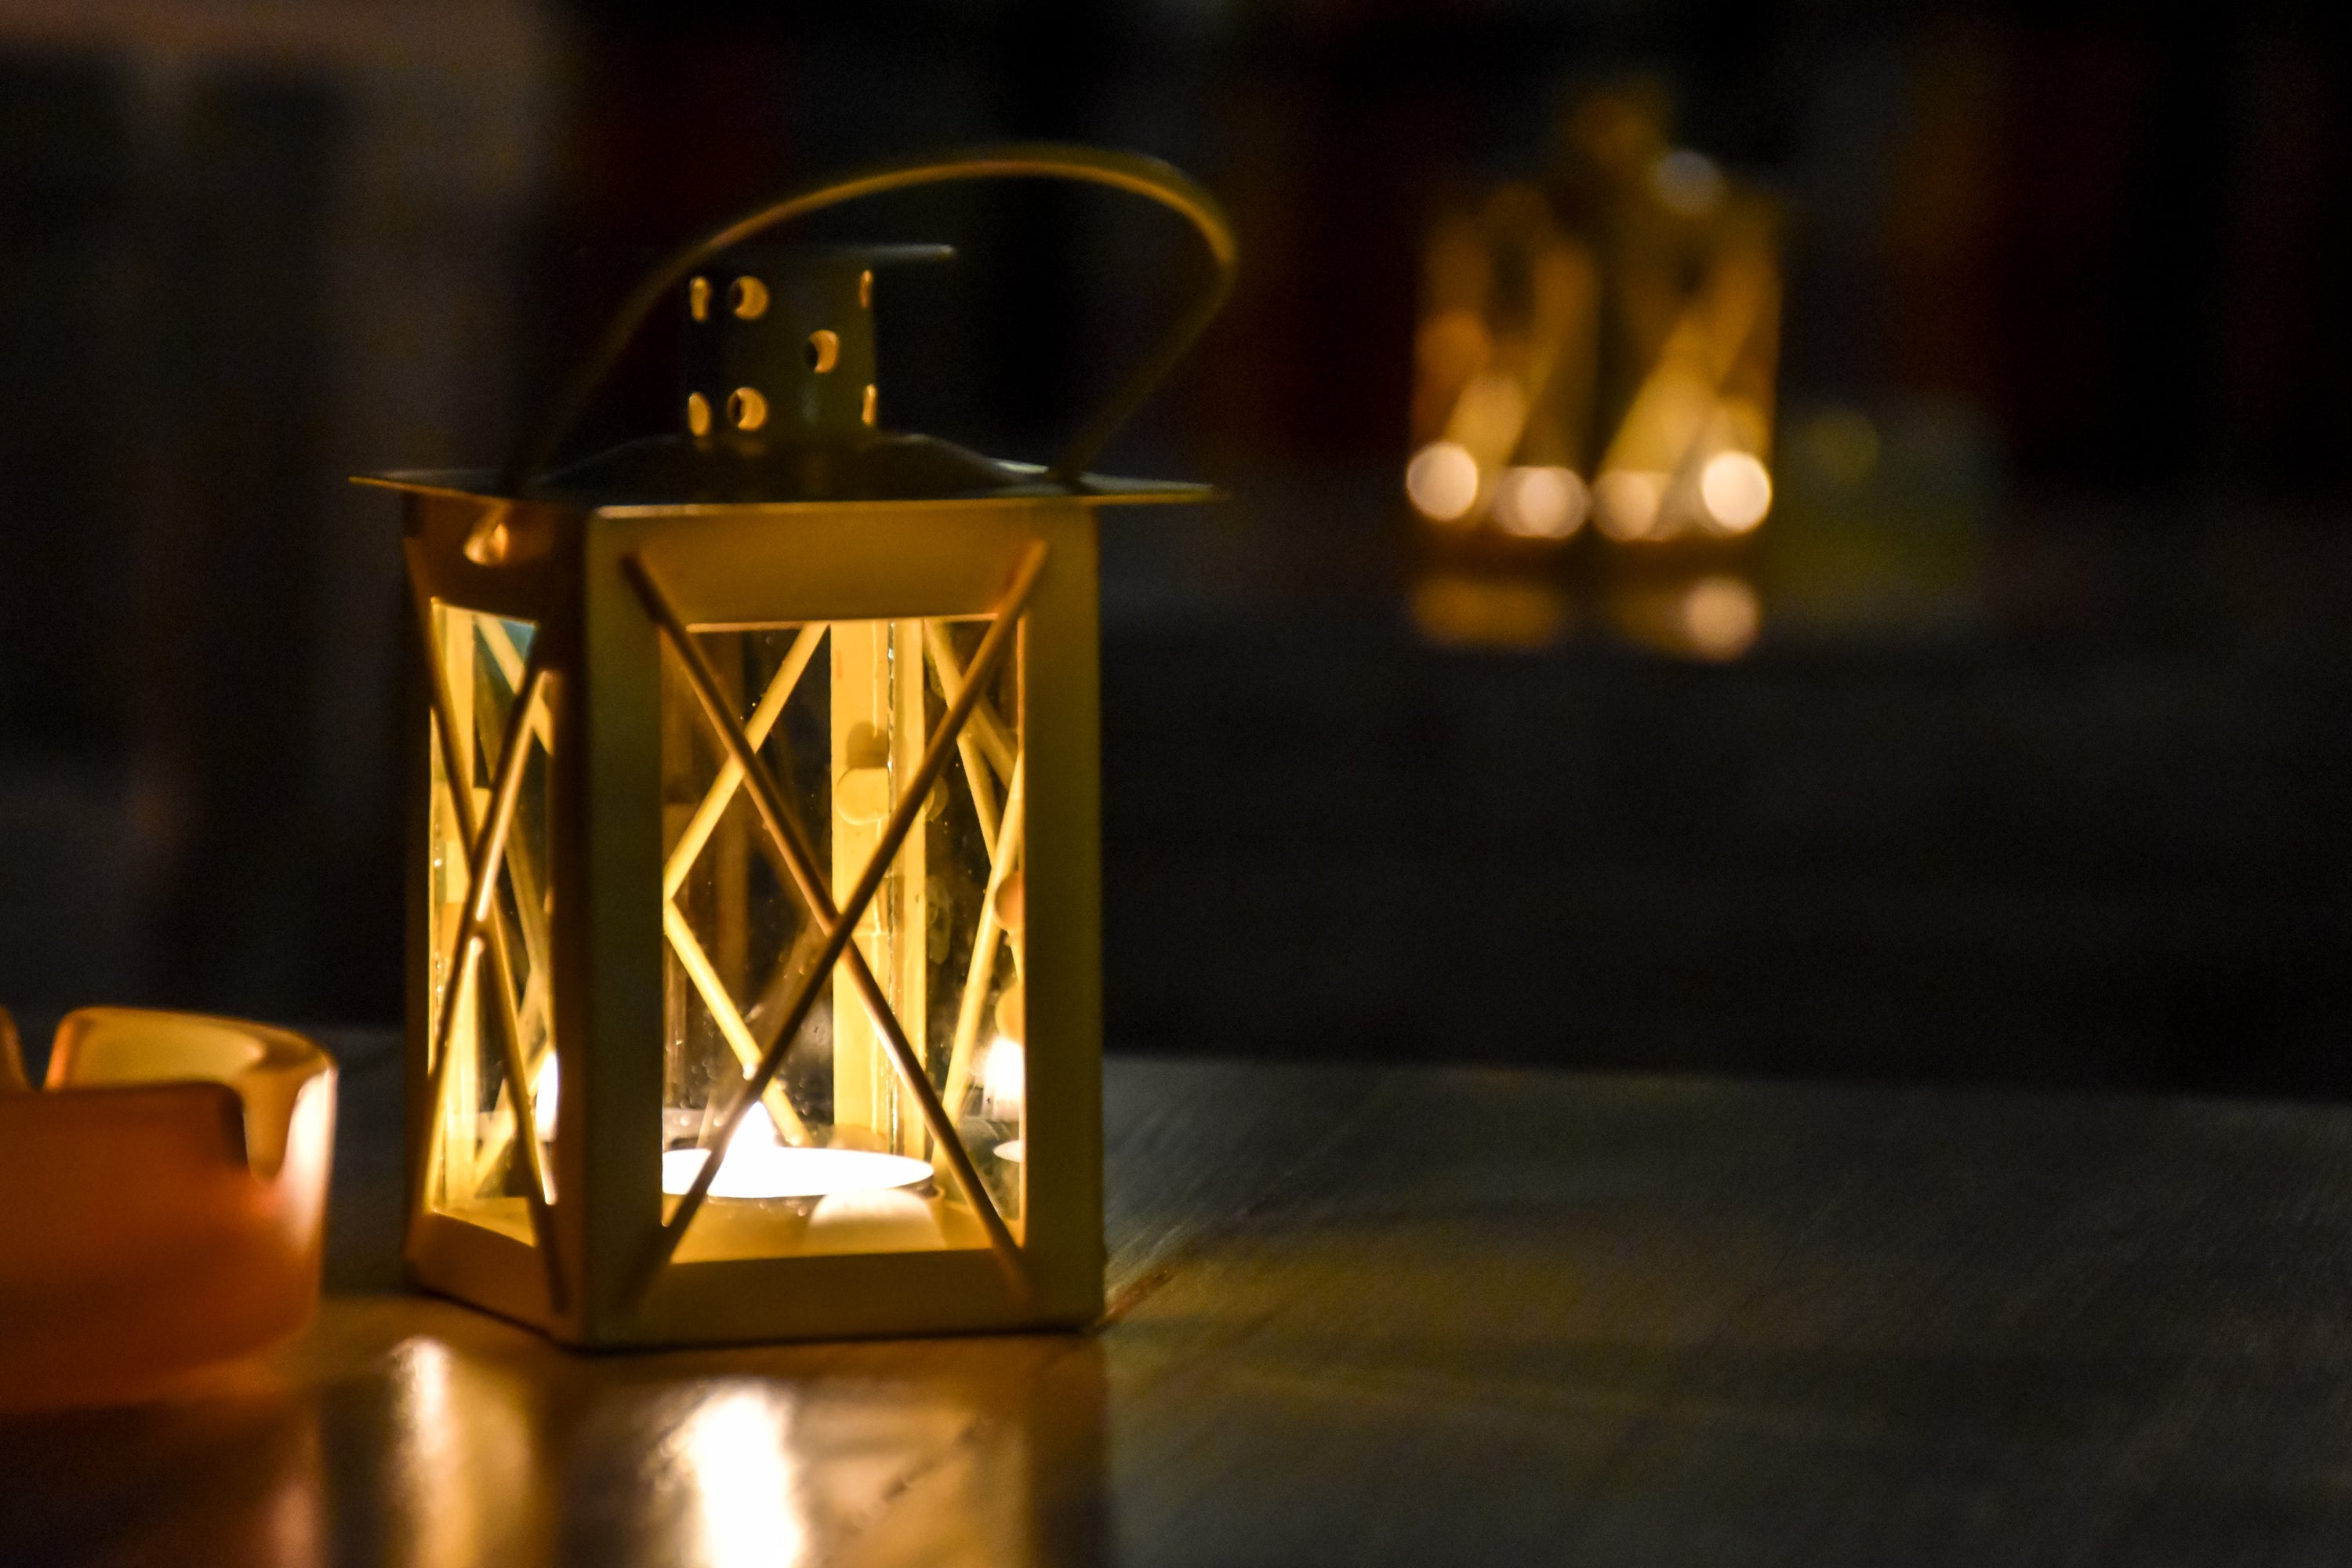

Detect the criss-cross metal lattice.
xmin=625 ymin=546 xmax=1044 ymax=1298
xmin=405 ymin=555 xmax=566 ymax=1309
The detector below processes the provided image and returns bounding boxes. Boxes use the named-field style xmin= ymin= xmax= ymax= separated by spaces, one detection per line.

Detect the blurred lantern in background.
xmin=365 ymin=147 xmax=1231 ymax=1346
xmin=1406 ymin=84 xmax=1780 ymax=659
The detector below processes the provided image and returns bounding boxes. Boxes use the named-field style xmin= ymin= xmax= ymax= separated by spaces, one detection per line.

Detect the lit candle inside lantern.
xmin=661 ymin=1100 xmax=933 ymax=1200
xmin=981 ymin=1034 xmax=1025 ymax=1122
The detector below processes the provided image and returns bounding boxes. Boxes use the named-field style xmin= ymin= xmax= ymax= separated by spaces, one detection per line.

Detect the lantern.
xmin=1404 ymin=87 xmax=1780 ymax=655
xmin=364 ymin=147 xmax=1232 ymax=1345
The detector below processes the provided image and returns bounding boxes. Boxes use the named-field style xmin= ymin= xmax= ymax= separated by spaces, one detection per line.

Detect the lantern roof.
xmin=364 ymin=146 xmax=1234 ymax=512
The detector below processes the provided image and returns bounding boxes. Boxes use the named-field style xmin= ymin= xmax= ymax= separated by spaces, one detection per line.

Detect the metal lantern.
xmin=363 ymin=147 xmax=1232 ymax=1346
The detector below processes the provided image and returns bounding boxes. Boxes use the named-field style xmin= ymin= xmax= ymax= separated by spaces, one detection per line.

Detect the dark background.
xmin=0 ymin=0 xmax=2346 ymax=1094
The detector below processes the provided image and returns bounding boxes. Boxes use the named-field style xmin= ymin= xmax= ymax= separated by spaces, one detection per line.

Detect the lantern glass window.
xmin=659 ymin=612 xmax=1025 ymax=1264
xmin=425 ymin=603 xmax=557 ymax=1243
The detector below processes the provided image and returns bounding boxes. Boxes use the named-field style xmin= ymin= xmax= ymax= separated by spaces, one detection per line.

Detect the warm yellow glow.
xmin=1593 ymin=470 xmax=1667 ymax=540
xmin=662 ymin=1102 xmax=931 ymax=1200
xmin=390 ymin=1335 xmax=542 ymax=1565
xmin=1406 ymin=441 xmax=1481 ymax=522
xmin=393 ymin=1338 xmax=465 ymax=1566
xmin=981 ymin=1035 xmax=1025 ymax=1122
xmin=1682 ymin=575 xmax=1760 ymax=659
xmin=673 ymin=1386 xmax=807 ymax=1568
xmin=532 ymin=1053 xmax=558 ymax=1143
xmin=1491 ymin=466 xmax=1588 ymax=539
xmin=995 ymin=1138 xmax=1025 ymax=1163
xmin=807 ymin=1187 xmax=945 ymax=1247
xmin=1698 ymin=451 xmax=1772 ymax=532
xmin=1650 ymin=148 xmax=1726 ymax=216
xmin=1446 ymin=372 xmax=1530 ymax=463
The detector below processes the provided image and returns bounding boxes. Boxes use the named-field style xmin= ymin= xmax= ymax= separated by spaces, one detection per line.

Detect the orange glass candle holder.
xmin=0 ymin=1007 xmax=336 ymax=1410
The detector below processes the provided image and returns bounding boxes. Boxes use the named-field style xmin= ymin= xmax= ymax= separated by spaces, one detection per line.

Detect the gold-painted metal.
xmin=403 ymin=551 xmax=567 ymax=1310
xmin=369 ymin=143 xmax=1231 ymax=1348
xmin=382 ymin=487 xmax=1170 ymax=1345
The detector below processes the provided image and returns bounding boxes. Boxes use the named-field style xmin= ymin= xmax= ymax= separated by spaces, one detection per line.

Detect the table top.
xmin=9 ymin=1032 xmax=2352 ymax=1566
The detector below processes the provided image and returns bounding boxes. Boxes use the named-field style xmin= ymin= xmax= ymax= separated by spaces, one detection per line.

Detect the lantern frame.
xmin=366 ymin=146 xmax=1232 ymax=1346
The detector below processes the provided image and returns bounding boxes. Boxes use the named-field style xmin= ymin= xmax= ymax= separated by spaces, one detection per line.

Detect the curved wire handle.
xmin=501 ymin=143 xmax=1238 ymax=492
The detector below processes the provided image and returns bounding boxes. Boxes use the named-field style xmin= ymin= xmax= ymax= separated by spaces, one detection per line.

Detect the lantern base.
xmin=406 ymin=1206 xmax=1100 ymax=1348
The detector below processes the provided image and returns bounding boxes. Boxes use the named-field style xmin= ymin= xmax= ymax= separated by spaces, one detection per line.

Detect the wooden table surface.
xmin=10 ymin=1031 xmax=2352 ymax=1566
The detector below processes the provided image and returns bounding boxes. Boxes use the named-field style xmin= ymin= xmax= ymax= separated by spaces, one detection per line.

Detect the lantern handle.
xmin=503 ymin=143 xmax=1237 ymax=492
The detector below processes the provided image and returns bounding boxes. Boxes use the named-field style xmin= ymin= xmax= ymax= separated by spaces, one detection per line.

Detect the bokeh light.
xmin=1491 ymin=466 xmax=1588 ymax=539
xmin=1681 ymin=575 xmax=1761 ymax=659
xmin=1406 ymin=441 xmax=1483 ymax=522
xmin=1698 ymin=452 xmax=1773 ymax=532
xmin=1593 ymin=470 xmax=1666 ymax=540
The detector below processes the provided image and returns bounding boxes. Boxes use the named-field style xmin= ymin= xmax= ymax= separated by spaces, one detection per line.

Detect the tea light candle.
xmin=661 ymin=1102 xmax=932 ymax=1200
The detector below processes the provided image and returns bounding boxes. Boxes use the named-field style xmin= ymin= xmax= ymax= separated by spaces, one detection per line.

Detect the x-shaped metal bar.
xmin=923 ymin=619 xmax=1012 ymax=862
xmin=468 ymin=616 xmax=561 ymax=1181
xmin=662 ymin=622 xmax=825 ymax=902
xmin=662 ymin=902 xmax=812 ymax=1145
xmin=622 ymin=544 xmax=1046 ymax=1301
xmin=923 ymin=619 xmax=1018 ymax=775
xmin=403 ymin=553 xmax=565 ymax=1308
xmin=662 ymin=615 xmax=1025 ymax=1151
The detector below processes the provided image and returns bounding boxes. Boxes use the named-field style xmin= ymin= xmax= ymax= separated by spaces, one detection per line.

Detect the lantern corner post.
xmin=1014 ymin=498 xmax=1109 ymax=1327
xmin=560 ymin=510 xmax=681 ymax=1343
xmin=387 ymin=486 xmax=578 ymax=1326
xmin=397 ymin=498 xmax=439 ymax=1292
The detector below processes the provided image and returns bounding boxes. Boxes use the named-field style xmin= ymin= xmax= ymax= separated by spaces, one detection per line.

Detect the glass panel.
xmin=660 ymin=613 xmax=1024 ymax=1263
xmin=426 ymin=603 xmax=556 ymax=1243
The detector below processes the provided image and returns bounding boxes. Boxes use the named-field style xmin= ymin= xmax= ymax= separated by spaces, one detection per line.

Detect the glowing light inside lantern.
xmin=532 ymin=1054 xmax=558 ymax=1142
xmin=661 ymin=1102 xmax=933 ymax=1200
xmin=981 ymin=1036 xmax=1025 ymax=1122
